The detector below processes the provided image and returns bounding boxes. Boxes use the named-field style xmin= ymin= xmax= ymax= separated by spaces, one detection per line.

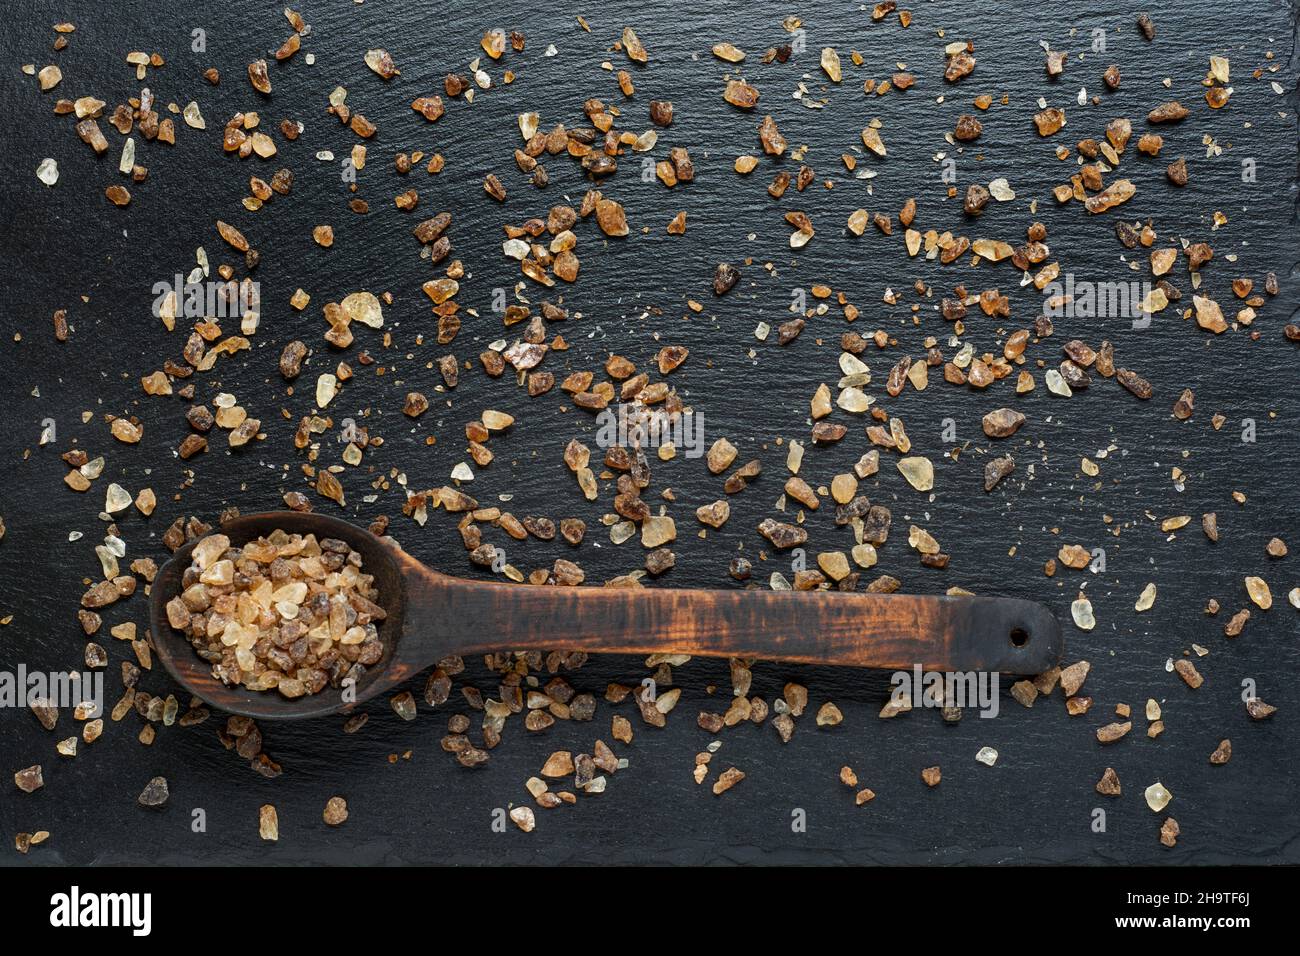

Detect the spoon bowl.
xmin=150 ymin=511 xmax=1064 ymax=720
xmin=150 ymin=511 xmax=411 ymax=719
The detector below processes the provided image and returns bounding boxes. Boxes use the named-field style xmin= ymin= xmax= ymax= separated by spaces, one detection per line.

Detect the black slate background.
xmin=0 ymin=0 xmax=1297 ymax=866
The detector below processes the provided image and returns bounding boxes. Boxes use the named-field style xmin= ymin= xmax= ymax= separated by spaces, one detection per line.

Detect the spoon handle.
xmin=414 ymin=575 xmax=1061 ymax=675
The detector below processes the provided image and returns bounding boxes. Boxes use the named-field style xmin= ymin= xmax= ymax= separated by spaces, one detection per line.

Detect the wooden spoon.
xmin=149 ymin=511 xmax=1063 ymax=720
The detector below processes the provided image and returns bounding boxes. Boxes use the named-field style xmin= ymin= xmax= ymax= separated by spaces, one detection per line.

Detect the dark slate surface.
xmin=0 ymin=0 xmax=1297 ymax=866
